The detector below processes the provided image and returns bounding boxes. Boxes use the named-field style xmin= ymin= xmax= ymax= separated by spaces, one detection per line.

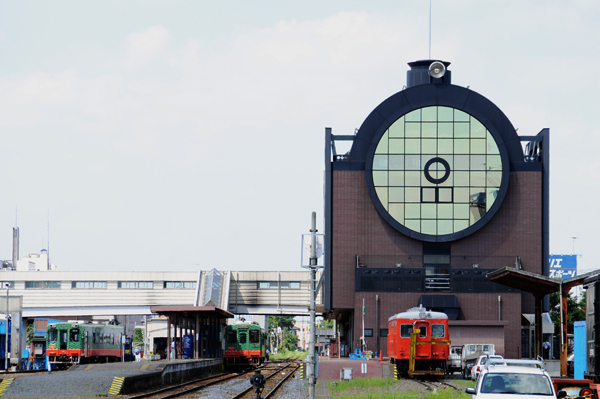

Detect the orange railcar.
xmin=387 ymin=305 xmax=450 ymax=377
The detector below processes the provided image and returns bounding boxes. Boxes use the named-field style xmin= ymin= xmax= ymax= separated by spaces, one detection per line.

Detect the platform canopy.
xmin=487 ymin=266 xmax=600 ymax=376
xmin=150 ymin=306 xmax=234 ymax=318
xmin=486 ymin=267 xmax=600 ymax=295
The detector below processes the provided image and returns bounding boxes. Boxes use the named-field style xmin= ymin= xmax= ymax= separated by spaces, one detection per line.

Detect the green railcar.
xmin=224 ymin=321 xmax=266 ymax=365
xmin=46 ymin=322 xmax=124 ymax=366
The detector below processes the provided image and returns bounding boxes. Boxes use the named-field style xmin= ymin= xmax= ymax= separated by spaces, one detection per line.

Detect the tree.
xmin=268 ymin=316 xmax=295 ymax=352
xmin=282 ymin=330 xmax=299 ymax=352
xmin=268 ymin=316 xmax=295 ymax=331
xmin=27 ymin=323 xmax=34 ymax=345
xmin=133 ymin=327 xmax=144 ymax=345
xmin=549 ymin=290 xmax=585 ymax=334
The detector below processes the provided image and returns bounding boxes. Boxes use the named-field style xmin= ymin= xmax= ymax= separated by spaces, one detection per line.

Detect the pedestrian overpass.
xmin=7 ymin=269 xmax=324 ymax=318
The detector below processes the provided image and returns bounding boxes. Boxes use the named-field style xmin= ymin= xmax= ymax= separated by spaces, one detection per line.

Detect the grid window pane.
xmin=405 ymin=109 xmax=421 ymax=122
xmin=389 ymin=187 xmax=404 ymax=202
xmin=373 ymin=171 xmax=388 ymax=186
xmin=422 ymin=188 xmax=436 ymax=203
xmin=389 ymin=171 xmax=404 ymax=186
xmin=422 ymin=123 xmax=436 ymax=138
xmin=405 ymin=139 xmax=420 ymax=153
xmin=389 ymin=204 xmax=404 ymax=222
xmin=406 ymin=123 xmax=420 ymax=137
xmin=389 ymin=118 xmax=404 ymax=137
xmin=370 ymin=105 xmax=503 ymax=236
xmin=389 ymin=155 xmax=404 ymax=170
xmin=389 ymin=138 xmax=404 ymax=154
xmin=375 ymin=131 xmax=389 ymax=153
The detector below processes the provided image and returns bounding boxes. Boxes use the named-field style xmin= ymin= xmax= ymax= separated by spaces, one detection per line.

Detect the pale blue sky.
xmin=0 ymin=1 xmax=598 ymax=272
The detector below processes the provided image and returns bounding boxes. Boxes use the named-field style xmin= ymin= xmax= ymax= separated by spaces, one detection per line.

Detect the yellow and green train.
xmin=46 ymin=322 xmax=124 ymax=366
xmin=224 ymin=321 xmax=266 ymax=366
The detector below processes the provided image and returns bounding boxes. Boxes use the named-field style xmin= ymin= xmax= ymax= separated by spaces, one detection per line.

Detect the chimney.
xmin=12 ymin=227 xmax=19 ymax=269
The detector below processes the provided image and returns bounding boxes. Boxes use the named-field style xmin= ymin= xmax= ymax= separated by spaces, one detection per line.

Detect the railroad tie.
xmin=108 ymin=376 xmax=125 ymax=396
xmin=0 ymin=378 xmax=14 ymax=396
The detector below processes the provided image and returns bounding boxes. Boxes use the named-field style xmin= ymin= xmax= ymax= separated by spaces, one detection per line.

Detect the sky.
xmin=0 ymin=1 xmax=598 ymax=273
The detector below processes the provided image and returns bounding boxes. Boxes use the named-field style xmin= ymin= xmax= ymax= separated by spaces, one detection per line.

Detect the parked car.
xmin=471 ymin=355 xmax=505 ymax=381
xmin=465 ymin=358 xmax=566 ymax=398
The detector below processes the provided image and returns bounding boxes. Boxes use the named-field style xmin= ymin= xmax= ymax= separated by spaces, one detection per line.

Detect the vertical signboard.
xmin=549 ymin=255 xmax=577 ymax=279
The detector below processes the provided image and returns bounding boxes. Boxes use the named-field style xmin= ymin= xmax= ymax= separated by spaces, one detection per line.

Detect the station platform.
xmin=0 ymin=358 xmax=224 ymax=398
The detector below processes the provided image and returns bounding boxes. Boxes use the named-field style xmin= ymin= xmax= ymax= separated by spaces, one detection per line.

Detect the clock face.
xmin=369 ymin=106 xmax=504 ymax=239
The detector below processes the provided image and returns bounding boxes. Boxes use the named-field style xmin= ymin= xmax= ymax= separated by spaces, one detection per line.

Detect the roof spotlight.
xmin=429 ymin=61 xmax=446 ymax=79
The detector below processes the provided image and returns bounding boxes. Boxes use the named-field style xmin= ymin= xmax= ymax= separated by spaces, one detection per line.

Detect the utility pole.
xmin=5 ymin=284 xmax=9 ymax=371
xmin=308 ymin=212 xmax=317 ymax=399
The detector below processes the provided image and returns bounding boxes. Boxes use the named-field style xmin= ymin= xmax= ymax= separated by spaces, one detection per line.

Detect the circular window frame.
xmin=364 ymin=90 xmax=511 ymax=242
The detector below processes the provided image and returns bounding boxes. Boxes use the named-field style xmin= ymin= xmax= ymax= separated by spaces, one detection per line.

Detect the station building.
xmin=323 ymin=60 xmax=549 ymax=359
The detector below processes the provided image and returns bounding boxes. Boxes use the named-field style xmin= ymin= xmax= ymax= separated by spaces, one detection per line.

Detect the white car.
xmin=471 ymin=355 xmax=505 ymax=380
xmin=466 ymin=358 xmax=566 ymax=398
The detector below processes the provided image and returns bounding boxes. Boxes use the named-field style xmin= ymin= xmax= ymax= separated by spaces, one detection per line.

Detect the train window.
xmin=432 ymin=324 xmax=445 ymax=338
xmin=48 ymin=328 xmax=57 ymax=342
xmin=70 ymin=328 xmax=80 ymax=342
xmin=226 ymin=330 xmax=237 ymax=343
xmin=111 ymin=333 xmax=114 ymax=345
xmin=93 ymin=332 xmax=96 ymax=344
xmin=400 ymin=324 xmax=413 ymax=338
xmin=418 ymin=327 xmax=427 ymax=337
xmin=239 ymin=332 xmax=247 ymax=344
xmin=250 ymin=330 xmax=260 ymax=343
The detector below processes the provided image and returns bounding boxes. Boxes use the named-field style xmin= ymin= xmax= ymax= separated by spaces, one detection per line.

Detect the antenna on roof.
xmin=47 ymin=210 xmax=50 ymax=270
xmin=429 ymin=0 xmax=432 ymax=59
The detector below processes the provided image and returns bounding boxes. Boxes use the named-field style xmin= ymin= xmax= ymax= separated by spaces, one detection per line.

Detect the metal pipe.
xmin=5 ymin=285 xmax=8 ymax=371
xmin=498 ymin=295 xmax=501 ymax=321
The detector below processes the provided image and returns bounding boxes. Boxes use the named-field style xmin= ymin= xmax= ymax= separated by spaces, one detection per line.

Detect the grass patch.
xmin=329 ymin=377 xmax=396 ymax=394
xmin=336 ymin=392 xmax=421 ymax=399
xmin=270 ymin=349 xmax=308 ymax=360
xmin=326 ymin=377 xmax=474 ymax=399
xmin=451 ymin=379 xmax=476 ymax=387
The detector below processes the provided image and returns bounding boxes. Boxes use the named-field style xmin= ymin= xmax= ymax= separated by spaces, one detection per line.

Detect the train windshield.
xmin=48 ymin=328 xmax=58 ymax=342
xmin=249 ymin=330 xmax=260 ymax=343
xmin=239 ymin=332 xmax=247 ymax=344
xmin=418 ymin=327 xmax=427 ymax=337
xmin=226 ymin=330 xmax=237 ymax=343
xmin=70 ymin=328 xmax=80 ymax=342
xmin=431 ymin=324 xmax=445 ymax=338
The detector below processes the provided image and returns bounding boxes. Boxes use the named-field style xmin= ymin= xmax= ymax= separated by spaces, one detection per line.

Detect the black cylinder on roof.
xmin=406 ymin=60 xmax=451 ymax=88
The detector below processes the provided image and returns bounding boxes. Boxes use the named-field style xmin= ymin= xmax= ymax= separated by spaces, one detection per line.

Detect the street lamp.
xmin=5 ymin=283 xmax=9 ymax=371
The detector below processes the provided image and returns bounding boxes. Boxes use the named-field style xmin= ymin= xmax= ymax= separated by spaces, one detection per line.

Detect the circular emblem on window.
xmin=423 ymin=157 xmax=451 ymax=184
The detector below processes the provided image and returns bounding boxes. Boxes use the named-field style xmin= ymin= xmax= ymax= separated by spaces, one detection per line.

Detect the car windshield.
xmin=481 ymin=356 xmax=502 ymax=365
xmin=481 ymin=373 xmax=553 ymax=395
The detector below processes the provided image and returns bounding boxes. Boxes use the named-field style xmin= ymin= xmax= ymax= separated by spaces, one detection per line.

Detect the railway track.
xmin=413 ymin=379 xmax=461 ymax=393
xmin=123 ymin=360 xmax=300 ymax=399
xmin=124 ymin=369 xmax=255 ymax=399
xmin=231 ymin=361 xmax=301 ymax=399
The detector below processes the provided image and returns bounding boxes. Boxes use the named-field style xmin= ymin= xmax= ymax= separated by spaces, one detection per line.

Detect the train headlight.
xmin=250 ymin=369 xmax=265 ymax=389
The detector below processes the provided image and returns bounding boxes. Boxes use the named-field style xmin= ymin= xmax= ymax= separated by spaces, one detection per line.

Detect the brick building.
xmin=323 ymin=60 xmax=549 ymax=359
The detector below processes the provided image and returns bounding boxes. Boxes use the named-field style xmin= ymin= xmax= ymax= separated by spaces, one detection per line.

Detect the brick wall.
xmin=332 ymin=169 xmax=542 ymax=359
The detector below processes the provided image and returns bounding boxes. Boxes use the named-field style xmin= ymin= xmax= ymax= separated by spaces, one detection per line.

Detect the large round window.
xmin=368 ymin=106 xmax=505 ymax=240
